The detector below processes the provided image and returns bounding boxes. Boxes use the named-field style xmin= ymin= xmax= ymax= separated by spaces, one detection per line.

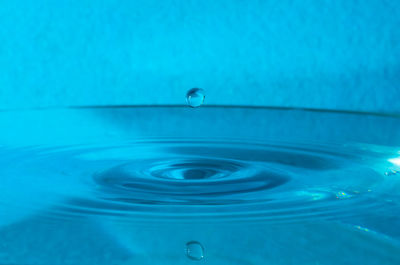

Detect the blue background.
xmin=1 ymin=2 xmax=400 ymax=264
xmin=0 ymin=0 xmax=399 ymax=112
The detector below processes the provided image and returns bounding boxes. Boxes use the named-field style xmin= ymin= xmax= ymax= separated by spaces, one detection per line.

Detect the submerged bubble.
xmin=186 ymin=88 xmax=205 ymax=108
xmin=186 ymin=241 xmax=204 ymax=261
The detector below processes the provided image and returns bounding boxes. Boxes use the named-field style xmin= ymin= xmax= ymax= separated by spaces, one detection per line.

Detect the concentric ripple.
xmin=1 ymin=139 xmax=399 ymax=223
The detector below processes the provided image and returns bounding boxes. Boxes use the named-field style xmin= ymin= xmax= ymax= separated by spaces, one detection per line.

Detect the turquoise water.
xmin=0 ymin=106 xmax=400 ymax=264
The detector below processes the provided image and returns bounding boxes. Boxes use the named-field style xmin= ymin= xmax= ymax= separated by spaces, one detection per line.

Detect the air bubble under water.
xmin=186 ymin=88 xmax=205 ymax=108
xmin=186 ymin=241 xmax=204 ymax=261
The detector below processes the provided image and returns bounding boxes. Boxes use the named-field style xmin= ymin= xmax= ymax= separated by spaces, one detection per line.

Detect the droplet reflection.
xmin=186 ymin=241 xmax=204 ymax=261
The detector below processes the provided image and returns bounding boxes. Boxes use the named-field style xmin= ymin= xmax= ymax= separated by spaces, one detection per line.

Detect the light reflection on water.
xmin=0 ymin=106 xmax=400 ymax=264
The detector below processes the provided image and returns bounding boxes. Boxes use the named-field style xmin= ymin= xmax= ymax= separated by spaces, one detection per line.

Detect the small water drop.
xmin=186 ymin=88 xmax=205 ymax=108
xmin=186 ymin=241 xmax=204 ymax=261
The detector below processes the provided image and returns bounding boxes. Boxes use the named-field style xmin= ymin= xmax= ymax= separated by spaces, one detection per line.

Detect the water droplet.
xmin=186 ymin=241 xmax=204 ymax=261
xmin=186 ymin=88 xmax=205 ymax=108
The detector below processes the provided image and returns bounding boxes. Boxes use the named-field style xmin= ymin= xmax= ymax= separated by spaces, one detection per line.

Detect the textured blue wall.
xmin=0 ymin=0 xmax=399 ymax=112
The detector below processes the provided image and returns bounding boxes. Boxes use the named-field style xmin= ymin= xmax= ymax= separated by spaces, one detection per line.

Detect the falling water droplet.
xmin=186 ymin=88 xmax=205 ymax=108
xmin=186 ymin=241 xmax=204 ymax=261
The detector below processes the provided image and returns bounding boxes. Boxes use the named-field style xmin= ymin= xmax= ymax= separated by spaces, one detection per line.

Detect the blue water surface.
xmin=0 ymin=106 xmax=399 ymax=264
